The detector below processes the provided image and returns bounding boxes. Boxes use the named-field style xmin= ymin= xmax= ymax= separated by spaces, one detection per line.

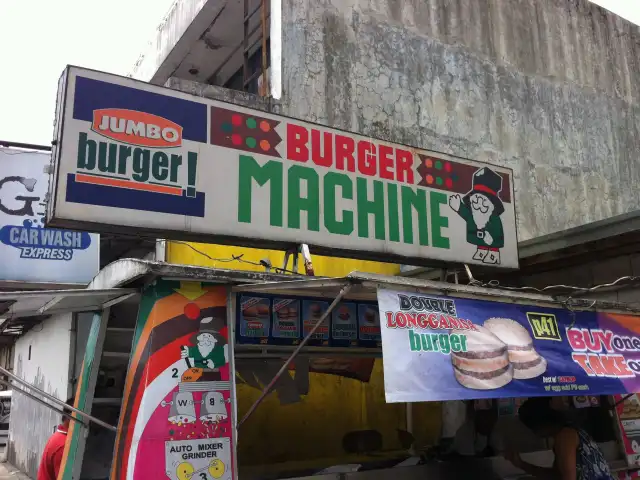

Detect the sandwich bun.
xmin=512 ymin=355 xmax=547 ymax=380
xmin=451 ymin=353 xmax=510 ymax=372
xmin=255 ymin=304 xmax=269 ymax=316
xmin=483 ymin=318 xmax=533 ymax=348
xmin=453 ymin=364 xmax=513 ymax=390
xmin=243 ymin=306 xmax=259 ymax=317
xmin=452 ymin=325 xmax=507 ymax=354
xmin=364 ymin=309 xmax=377 ymax=323
xmin=450 ymin=325 xmax=513 ymax=390
xmin=483 ymin=318 xmax=546 ymax=380
xmin=310 ymin=303 xmax=322 ymax=315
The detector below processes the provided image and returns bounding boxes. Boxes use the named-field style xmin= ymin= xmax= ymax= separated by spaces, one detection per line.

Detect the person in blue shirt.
xmin=504 ymin=397 xmax=614 ymax=480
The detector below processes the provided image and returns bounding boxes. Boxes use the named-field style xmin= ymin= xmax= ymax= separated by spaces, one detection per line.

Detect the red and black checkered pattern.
xmin=210 ymin=106 xmax=282 ymax=157
xmin=417 ymin=154 xmax=512 ymax=203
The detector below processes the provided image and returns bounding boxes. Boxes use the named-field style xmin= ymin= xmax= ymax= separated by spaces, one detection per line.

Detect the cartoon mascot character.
xmin=448 ymin=167 xmax=505 ymax=265
xmin=181 ymin=316 xmax=229 ymax=371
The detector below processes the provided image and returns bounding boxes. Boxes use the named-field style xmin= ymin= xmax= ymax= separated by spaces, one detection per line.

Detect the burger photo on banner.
xmin=449 ymin=318 xmax=546 ymax=390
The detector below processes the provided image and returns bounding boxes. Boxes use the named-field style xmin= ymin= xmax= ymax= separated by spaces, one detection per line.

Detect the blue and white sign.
xmin=0 ymin=147 xmax=99 ymax=283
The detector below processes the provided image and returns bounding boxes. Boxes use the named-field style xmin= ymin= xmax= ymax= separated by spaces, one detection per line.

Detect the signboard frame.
xmin=48 ymin=65 xmax=519 ymax=269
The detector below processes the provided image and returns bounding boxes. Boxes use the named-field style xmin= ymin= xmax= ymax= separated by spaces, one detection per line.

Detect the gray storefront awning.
xmin=0 ymin=288 xmax=136 ymax=336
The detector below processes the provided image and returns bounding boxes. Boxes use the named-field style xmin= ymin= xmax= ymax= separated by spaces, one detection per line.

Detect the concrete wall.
xmin=8 ymin=314 xmax=73 ymax=479
xmin=515 ymin=253 xmax=640 ymax=305
xmin=279 ymin=0 xmax=640 ymax=241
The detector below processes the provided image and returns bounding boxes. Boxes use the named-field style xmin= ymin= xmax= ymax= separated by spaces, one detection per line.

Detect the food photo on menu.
xmin=272 ymin=298 xmax=300 ymax=343
xmin=238 ymin=296 xmax=270 ymax=340
xmin=331 ymin=303 xmax=358 ymax=346
xmin=302 ymin=300 xmax=330 ymax=345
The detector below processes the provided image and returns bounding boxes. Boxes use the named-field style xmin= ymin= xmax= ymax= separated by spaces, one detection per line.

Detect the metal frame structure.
xmin=0 ymin=365 xmax=116 ymax=431
xmin=57 ymin=259 xmax=640 ymax=478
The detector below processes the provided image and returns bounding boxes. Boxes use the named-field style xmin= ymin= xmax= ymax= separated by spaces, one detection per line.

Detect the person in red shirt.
xmin=37 ymin=397 xmax=74 ymax=480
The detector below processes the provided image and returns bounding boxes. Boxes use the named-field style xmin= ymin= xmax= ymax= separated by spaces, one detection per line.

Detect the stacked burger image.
xmin=336 ymin=305 xmax=352 ymax=323
xmin=242 ymin=302 xmax=270 ymax=333
xmin=363 ymin=306 xmax=378 ymax=325
xmin=306 ymin=302 xmax=329 ymax=335
xmin=276 ymin=303 xmax=299 ymax=329
xmin=451 ymin=318 xmax=547 ymax=390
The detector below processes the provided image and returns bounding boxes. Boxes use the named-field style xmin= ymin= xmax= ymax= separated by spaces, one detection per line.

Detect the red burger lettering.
xmin=311 ymin=130 xmax=333 ymax=167
xmin=285 ymin=123 xmax=414 ymax=184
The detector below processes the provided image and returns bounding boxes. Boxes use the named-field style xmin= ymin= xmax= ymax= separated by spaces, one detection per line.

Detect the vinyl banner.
xmin=378 ymin=288 xmax=640 ymax=403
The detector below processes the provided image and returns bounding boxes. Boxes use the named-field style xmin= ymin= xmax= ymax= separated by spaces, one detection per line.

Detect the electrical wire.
xmin=105 ymin=234 xmax=640 ymax=306
xmin=155 ymin=239 xmax=304 ymax=276
xmin=466 ymin=275 xmax=640 ymax=296
xmin=163 ymin=240 xmax=640 ymax=308
xmin=0 ymin=149 xmax=47 ymax=155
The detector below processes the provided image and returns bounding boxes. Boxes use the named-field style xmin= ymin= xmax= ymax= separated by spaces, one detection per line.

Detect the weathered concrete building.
xmin=133 ymin=0 xmax=640 ymax=243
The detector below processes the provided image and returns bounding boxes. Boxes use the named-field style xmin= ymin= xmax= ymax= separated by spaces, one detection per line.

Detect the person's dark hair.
xmin=62 ymin=396 xmax=75 ymax=417
xmin=518 ymin=397 xmax=565 ymax=432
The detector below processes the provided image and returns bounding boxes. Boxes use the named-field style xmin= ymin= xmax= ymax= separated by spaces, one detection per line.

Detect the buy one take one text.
xmin=568 ymin=328 xmax=640 ymax=378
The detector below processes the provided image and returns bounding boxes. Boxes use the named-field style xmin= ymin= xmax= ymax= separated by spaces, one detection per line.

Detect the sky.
xmin=0 ymin=0 xmax=638 ymax=147
xmin=0 ymin=0 xmax=176 ymax=147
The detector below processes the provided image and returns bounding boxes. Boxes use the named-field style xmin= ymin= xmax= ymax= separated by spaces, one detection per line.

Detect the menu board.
xmin=614 ymin=393 xmax=640 ymax=467
xmin=237 ymin=296 xmax=270 ymax=343
xmin=271 ymin=298 xmax=300 ymax=344
xmin=332 ymin=302 xmax=358 ymax=347
xmin=235 ymin=294 xmax=381 ymax=349
xmin=302 ymin=300 xmax=330 ymax=346
xmin=358 ymin=304 xmax=382 ymax=347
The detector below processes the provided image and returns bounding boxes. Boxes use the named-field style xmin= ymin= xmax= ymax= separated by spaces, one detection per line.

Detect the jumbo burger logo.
xmin=385 ymin=294 xmax=547 ymax=390
xmin=92 ymin=109 xmax=183 ymax=147
xmin=66 ymin=109 xmax=205 ymax=217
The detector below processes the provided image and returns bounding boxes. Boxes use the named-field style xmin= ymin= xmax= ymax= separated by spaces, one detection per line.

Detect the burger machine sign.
xmin=47 ymin=66 xmax=518 ymax=269
xmin=378 ymin=289 xmax=640 ymax=402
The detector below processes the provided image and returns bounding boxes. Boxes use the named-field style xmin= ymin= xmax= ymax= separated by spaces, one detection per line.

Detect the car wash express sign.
xmin=378 ymin=288 xmax=640 ymax=403
xmin=48 ymin=66 xmax=518 ymax=268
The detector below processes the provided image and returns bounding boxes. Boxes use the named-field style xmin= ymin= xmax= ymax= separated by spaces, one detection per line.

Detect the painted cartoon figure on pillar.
xmin=111 ymin=281 xmax=236 ymax=480
xmin=181 ymin=321 xmax=229 ymax=371
xmin=448 ymin=167 xmax=505 ymax=265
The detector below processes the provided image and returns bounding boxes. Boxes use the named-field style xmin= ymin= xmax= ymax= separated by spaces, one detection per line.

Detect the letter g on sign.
xmin=0 ymin=176 xmax=40 ymax=216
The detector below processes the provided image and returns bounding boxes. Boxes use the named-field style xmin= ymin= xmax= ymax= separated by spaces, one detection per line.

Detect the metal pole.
xmin=405 ymin=402 xmax=414 ymax=454
xmin=0 ymin=366 xmax=117 ymax=432
xmin=238 ymin=283 xmax=353 ymax=427
xmin=0 ymin=379 xmax=86 ymax=427
xmin=260 ymin=0 xmax=268 ymax=96
xmin=0 ymin=140 xmax=51 ymax=151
